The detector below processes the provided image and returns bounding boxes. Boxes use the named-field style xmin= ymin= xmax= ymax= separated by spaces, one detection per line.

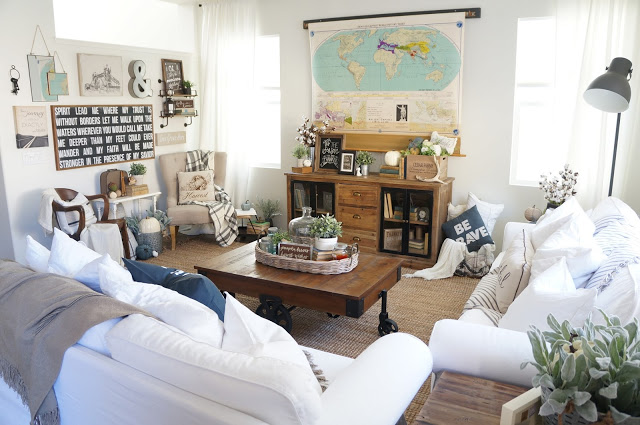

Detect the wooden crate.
xmin=401 ymin=155 xmax=448 ymax=181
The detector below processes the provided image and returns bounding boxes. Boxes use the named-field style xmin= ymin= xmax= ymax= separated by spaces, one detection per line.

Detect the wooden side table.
xmin=413 ymin=372 xmax=528 ymax=425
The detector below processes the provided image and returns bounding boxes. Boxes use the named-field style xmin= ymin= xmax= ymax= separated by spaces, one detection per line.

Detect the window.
xmin=251 ymin=35 xmax=281 ymax=168
xmin=510 ymin=17 xmax=565 ymax=186
xmin=52 ymin=0 xmax=195 ymax=52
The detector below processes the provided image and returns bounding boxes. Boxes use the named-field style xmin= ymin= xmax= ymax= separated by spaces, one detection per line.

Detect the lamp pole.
xmin=608 ymin=112 xmax=621 ymax=196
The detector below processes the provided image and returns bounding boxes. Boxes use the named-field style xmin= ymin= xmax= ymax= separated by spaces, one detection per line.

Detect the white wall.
xmin=250 ymin=0 xmax=555 ymax=249
xmin=0 ymin=0 xmax=199 ymax=262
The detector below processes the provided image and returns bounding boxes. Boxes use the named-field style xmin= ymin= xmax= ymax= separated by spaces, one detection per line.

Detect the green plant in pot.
xmin=182 ymin=80 xmax=195 ymax=95
xmin=356 ymin=151 xmax=375 ymax=176
xmin=292 ymin=144 xmax=310 ymax=167
xmin=522 ymin=311 xmax=640 ymax=424
xmin=255 ymin=198 xmax=281 ymax=226
xmin=129 ymin=162 xmax=147 ymax=185
xmin=309 ymin=214 xmax=342 ymax=251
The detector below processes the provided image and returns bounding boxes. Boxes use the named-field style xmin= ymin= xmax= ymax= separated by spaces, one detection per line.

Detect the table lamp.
xmin=583 ymin=57 xmax=633 ymax=196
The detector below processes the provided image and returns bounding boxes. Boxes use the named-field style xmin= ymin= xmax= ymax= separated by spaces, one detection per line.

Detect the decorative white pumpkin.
xmin=384 ymin=150 xmax=402 ymax=166
xmin=139 ymin=216 xmax=161 ymax=234
xmin=303 ymin=159 xmax=312 ymax=167
xmin=524 ymin=205 xmax=542 ymax=223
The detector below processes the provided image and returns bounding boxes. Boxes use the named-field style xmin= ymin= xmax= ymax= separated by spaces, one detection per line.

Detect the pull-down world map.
xmin=309 ymin=13 xmax=464 ymax=135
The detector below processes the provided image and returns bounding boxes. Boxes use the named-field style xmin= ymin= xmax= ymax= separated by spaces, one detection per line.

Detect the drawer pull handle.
xmin=353 ymin=236 xmax=361 ymax=242
xmin=353 ymin=214 xmax=361 ymax=219
xmin=353 ymin=192 xmax=362 ymax=197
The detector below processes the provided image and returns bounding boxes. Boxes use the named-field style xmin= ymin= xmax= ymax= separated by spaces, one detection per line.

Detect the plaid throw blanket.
xmin=186 ymin=150 xmax=238 ymax=247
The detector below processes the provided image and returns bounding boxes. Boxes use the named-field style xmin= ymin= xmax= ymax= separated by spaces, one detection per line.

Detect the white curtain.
xmin=553 ymin=0 xmax=640 ymax=208
xmin=199 ymin=0 xmax=257 ymax=203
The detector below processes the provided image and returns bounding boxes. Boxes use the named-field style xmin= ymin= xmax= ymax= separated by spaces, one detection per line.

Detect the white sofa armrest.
xmin=317 ymin=333 xmax=431 ymax=425
xmin=430 ymin=319 xmax=537 ymax=388
xmin=502 ymin=222 xmax=535 ymax=251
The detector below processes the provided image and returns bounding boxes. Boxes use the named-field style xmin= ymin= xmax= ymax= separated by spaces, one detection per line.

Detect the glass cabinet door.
xmin=292 ymin=181 xmax=312 ymax=218
xmin=291 ymin=181 xmax=334 ymax=219
xmin=406 ymin=190 xmax=433 ymax=258
xmin=314 ymin=182 xmax=334 ymax=216
xmin=380 ymin=188 xmax=406 ymax=254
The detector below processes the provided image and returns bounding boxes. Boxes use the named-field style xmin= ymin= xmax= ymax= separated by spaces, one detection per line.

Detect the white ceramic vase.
xmin=314 ymin=236 xmax=338 ymax=251
xmin=134 ymin=175 xmax=145 ymax=185
xmin=297 ymin=158 xmax=305 ymax=167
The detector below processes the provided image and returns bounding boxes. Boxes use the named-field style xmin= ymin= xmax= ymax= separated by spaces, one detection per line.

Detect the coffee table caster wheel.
xmin=378 ymin=318 xmax=398 ymax=337
xmin=255 ymin=294 xmax=293 ymax=332
xmin=326 ymin=313 xmax=340 ymax=318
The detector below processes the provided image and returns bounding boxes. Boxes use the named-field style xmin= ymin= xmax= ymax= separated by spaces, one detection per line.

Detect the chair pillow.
xmin=123 ymin=259 xmax=225 ymax=321
xmin=466 ymin=192 xmax=504 ymax=235
xmin=442 ymin=205 xmax=494 ymax=252
xmin=494 ymin=229 xmax=534 ymax=313
xmin=177 ymin=170 xmax=216 ymax=204
xmin=55 ymin=192 xmax=97 ymax=234
xmin=25 ymin=235 xmax=51 ymax=273
xmin=48 ymin=228 xmax=101 ymax=277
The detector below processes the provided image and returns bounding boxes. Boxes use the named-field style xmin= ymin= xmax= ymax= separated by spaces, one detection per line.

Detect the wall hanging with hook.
xmin=26 ymin=25 xmax=57 ymax=102
xmin=47 ymin=51 xmax=69 ymax=96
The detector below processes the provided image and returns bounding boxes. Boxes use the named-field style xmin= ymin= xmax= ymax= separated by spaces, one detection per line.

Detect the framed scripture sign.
xmin=161 ymin=59 xmax=184 ymax=94
xmin=314 ymin=135 xmax=343 ymax=173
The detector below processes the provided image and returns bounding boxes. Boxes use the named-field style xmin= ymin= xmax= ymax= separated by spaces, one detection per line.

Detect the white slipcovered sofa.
xmin=0 ymin=230 xmax=432 ymax=425
xmin=430 ymin=196 xmax=640 ymax=388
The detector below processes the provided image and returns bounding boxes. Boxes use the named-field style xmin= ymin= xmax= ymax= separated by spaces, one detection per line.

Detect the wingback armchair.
xmin=158 ymin=152 xmax=227 ymax=250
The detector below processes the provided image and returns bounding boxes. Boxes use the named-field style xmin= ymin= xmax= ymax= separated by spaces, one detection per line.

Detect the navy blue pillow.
xmin=123 ymin=258 xmax=225 ymax=321
xmin=441 ymin=205 xmax=494 ymax=252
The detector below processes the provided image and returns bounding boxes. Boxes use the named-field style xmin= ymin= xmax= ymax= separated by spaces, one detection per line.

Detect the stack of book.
xmin=383 ymin=193 xmax=393 ymax=218
xmin=247 ymin=221 xmax=270 ymax=234
xmin=393 ymin=206 xmax=403 ymax=220
xmin=379 ymin=165 xmax=400 ymax=179
xmin=313 ymin=248 xmax=334 ymax=261
xmin=174 ymin=99 xmax=197 ymax=116
xmin=125 ymin=184 xmax=149 ymax=196
xmin=408 ymin=238 xmax=425 ymax=251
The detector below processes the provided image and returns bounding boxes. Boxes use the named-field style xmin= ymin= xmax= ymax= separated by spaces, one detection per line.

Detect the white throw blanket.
xmin=403 ymin=239 xmax=467 ymax=280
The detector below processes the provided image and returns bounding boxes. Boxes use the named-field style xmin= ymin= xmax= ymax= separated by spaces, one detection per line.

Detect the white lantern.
xmin=384 ymin=150 xmax=402 ymax=166
xmin=139 ymin=217 xmax=161 ymax=234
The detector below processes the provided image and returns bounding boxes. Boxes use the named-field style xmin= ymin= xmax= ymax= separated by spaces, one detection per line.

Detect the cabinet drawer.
xmin=337 ymin=184 xmax=379 ymax=208
xmin=340 ymin=229 xmax=377 ymax=252
xmin=337 ymin=206 xmax=378 ymax=231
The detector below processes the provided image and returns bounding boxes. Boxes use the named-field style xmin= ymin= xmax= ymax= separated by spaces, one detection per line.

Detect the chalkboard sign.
xmin=314 ymin=135 xmax=343 ymax=173
xmin=51 ymin=105 xmax=155 ymax=170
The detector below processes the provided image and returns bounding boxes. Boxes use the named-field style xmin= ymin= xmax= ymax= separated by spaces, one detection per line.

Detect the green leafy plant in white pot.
xmin=522 ymin=311 xmax=640 ymax=425
xmin=292 ymin=144 xmax=310 ymax=167
xmin=309 ymin=214 xmax=342 ymax=251
xmin=356 ymin=151 xmax=375 ymax=176
xmin=129 ymin=162 xmax=147 ymax=186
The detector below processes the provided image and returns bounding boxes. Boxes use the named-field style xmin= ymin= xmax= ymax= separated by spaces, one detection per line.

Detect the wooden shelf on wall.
xmin=337 ymin=131 xmax=466 ymax=157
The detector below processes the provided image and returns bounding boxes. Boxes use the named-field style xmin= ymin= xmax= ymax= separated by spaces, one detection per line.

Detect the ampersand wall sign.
xmin=128 ymin=60 xmax=152 ymax=98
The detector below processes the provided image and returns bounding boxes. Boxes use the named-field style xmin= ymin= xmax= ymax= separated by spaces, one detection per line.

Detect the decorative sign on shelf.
xmin=51 ymin=105 xmax=154 ymax=170
xmin=278 ymin=242 xmax=313 ymax=260
xmin=314 ymin=135 xmax=343 ymax=173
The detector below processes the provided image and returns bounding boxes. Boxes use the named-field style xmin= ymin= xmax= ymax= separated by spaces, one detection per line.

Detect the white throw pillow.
xmin=177 ymin=170 xmax=216 ymax=204
xmin=99 ymin=265 xmax=224 ymax=348
xmin=592 ymin=262 xmax=640 ymax=325
xmin=498 ymin=258 xmax=598 ymax=332
xmin=106 ymin=314 xmax=322 ymax=425
xmin=466 ymin=192 xmax=504 ymax=235
xmin=494 ymin=229 xmax=534 ymax=313
xmin=530 ymin=197 xmax=592 ymax=249
xmin=76 ymin=317 xmax=122 ymax=356
xmin=74 ymin=254 xmax=132 ymax=293
xmin=55 ymin=192 xmax=98 ymax=235
xmin=589 ymin=196 xmax=640 ymax=231
xmin=47 ymin=228 xmax=101 ymax=277
xmin=447 ymin=203 xmax=467 ymax=221
xmin=25 ymin=235 xmax=50 ymax=273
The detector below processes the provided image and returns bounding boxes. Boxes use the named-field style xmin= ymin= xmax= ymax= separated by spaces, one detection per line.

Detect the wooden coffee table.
xmin=195 ymin=241 xmax=403 ymax=334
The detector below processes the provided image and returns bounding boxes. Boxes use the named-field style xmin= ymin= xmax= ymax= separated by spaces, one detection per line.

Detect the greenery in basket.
xmin=522 ymin=311 xmax=640 ymax=424
xmin=129 ymin=162 xmax=147 ymax=176
xmin=356 ymin=151 xmax=375 ymax=165
xmin=125 ymin=208 xmax=172 ymax=237
xmin=400 ymin=131 xmax=457 ymax=157
xmin=309 ymin=214 xmax=343 ymax=238
xmin=292 ymin=144 xmax=310 ymax=159
xmin=255 ymin=198 xmax=282 ymax=222
xmin=271 ymin=231 xmax=291 ymax=247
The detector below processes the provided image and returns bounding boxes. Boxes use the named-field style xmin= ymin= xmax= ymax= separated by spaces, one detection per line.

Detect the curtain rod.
xmin=303 ymin=8 xmax=481 ymax=29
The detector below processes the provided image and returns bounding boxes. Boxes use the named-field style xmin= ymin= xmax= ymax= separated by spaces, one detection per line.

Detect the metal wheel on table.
xmin=255 ymin=295 xmax=293 ymax=332
xmin=378 ymin=318 xmax=399 ymax=336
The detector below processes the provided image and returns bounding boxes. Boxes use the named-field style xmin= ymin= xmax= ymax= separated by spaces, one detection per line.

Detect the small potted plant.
xmin=129 ymin=162 xmax=147 ymax=186
xmin=309 ymin=214 xmax=343 ymax=251
xmin=255 ymin=198 xmax=282 ymax=226
xmin=182 ymin=80 xmax=195 ymax=95
xmin=292 ymin=144 xmax=310 ymax=167
xmin=356 ymin=151 xmax=375 ymax=176
xmin=522 ymin=311 xmax=640 ymax=424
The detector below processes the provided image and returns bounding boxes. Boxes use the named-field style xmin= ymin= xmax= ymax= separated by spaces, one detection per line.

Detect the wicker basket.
xmin=137 ymin=231 xmax=163 ymax=254
xmin=254 ymin=243 xmax=358 ymax=275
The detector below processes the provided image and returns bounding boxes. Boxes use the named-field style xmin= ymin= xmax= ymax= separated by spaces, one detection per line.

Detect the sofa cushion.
xmin=123 ymin=259 xmax=225 ymax=321
xmin=106 ymin=314 xmax=322 ymax=425
xmin=466 ymin=192 xmax=504 ymax=235
xmin=462 ymin=271 xmax=502 ymax=326
xmin=75 ymin=254 xmax=132 ymax=293
xmin=592 ymin=262 xmax=640 ymax=325
xmin=589 ymin=196 xmax=640 ymax=232
xmin=498 ymin=257 xmax=598 ymax=332
xmin=47 ymin=228 xmax=101 ymax=277
xmin=442 ymin=205 xmax=494 ymax=252
xmin=25 ymin=235 xmax=50 ymax=273
xmin=494 ymin=228 xmax=534 ymax=313
xmin=178 ymin=170 xmax=216 ymax=204
xmin=530 ymin=197 xmax=592 ymax=249
xmin=99 ymin=266 xmax=224 ymax=347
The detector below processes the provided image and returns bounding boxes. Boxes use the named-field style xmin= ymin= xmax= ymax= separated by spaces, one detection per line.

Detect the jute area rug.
xmin=144 ymin=234 xmax=479 ymax=424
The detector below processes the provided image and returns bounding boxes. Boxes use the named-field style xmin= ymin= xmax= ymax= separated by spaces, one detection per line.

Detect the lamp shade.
xmin=583 ymin=57 xmax=632 ymax=113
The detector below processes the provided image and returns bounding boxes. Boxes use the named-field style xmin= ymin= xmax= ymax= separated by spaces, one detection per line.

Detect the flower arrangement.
xmin=400 ymin=131 xmax=457 ymax=157
xmin=522 ymin=311 xmax=640 ymax=424
xmin=356 ymin=151 xmax=375 ymax=165
xmin=295 ymin=116 xmax=335 ymax=148
xmin=129 ymin=163 xmax=147 ymax=176
xmin=309 ymin=214 xmax=343 ymax=238
xmin=539 ymin=164 xmax=578 ymax=206
xmin=292 ymin=144 xmax=310 ymax=159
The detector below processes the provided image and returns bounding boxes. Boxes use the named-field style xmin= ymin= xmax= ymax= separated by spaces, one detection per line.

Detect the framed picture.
xmin=500 ymin=387 xmax=542 ymax=425
xmin=13 ymin=106 xmax=48 ymax=148
xmin=314 ymin=135 xmax=344 ymax=173
xmin=77 ymin=54 xmax=123 ymax=96
xmin=416 ymin=207 xmax=430 ymax=223
xmin=339 ymin=150 xmax=357 ymax=175
xmin=26 ymin=55 xmax=57 ymax=102
xmin=161 ymin=59 xmax=184 ymax=94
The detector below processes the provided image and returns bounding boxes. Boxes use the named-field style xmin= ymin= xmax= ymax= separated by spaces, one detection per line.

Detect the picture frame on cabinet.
xmin=338 ymin=150 xmax=357 ymax=175
xmin=161 ymin=59 xmax=184 ymax=94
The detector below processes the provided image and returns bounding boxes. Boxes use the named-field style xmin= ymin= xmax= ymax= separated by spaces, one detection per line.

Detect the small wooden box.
xmin=401 ymin=155 xmax=448 ymax=181
xmin=292 ymin=166 xmax=313 ymax=174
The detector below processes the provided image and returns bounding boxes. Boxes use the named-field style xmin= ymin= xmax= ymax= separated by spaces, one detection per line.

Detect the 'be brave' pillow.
xmin=442 ymin=205 xmax=494 ymax=252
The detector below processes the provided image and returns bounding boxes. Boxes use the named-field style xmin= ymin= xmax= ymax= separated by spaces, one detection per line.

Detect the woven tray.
xmin=254 ymin=243 xmax=359 ymax=275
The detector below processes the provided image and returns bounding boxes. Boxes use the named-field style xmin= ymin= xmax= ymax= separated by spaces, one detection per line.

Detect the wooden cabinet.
xmin=286 ymin=173 xmax=453 ymax=268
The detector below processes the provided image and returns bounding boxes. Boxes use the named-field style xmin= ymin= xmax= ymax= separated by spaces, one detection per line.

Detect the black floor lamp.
xmin=583 ymin=57 xmax=633 ymax=196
